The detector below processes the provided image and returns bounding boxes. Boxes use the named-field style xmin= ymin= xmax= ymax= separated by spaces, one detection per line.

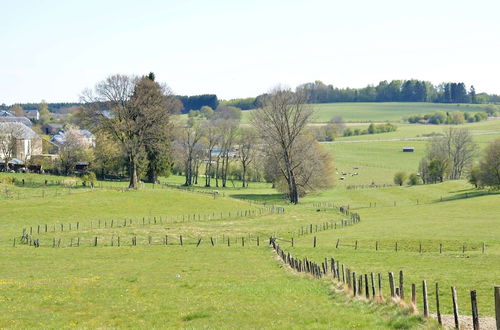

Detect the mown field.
xmin=237 ymin=102 xmax=489 ymax=123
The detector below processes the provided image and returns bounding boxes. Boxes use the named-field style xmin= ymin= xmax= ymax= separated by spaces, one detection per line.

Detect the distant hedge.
xmin=406 ymin=111 xmax=487 ymax=125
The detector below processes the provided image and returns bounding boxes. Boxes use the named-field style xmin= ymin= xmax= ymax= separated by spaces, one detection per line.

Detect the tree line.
xmin=406 ymin=111 xmax=488 ymax=125
xmin=4 ymin=79 xmax=498 ymax=116
xmin=297 ymin=80 xmax=497 ymax=104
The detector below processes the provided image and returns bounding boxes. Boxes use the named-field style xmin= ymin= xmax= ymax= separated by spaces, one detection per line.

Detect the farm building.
xmin=402 ymin=147 xmax=414 ymax=152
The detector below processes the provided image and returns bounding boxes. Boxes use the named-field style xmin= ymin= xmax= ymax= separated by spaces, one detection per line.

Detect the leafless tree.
xmin=237 ymin=127 xmax=258 ymax=187
xmin=423 ymin=127 xmax=476 ymax=181
xmin=175 ymin=117 xmax=204 ymax=186
xmin=218 ymin=119 xmax=238 ymax=187
xmin=0 ymin=123 xmax=24 ymax=171
xmin=251 ymin=87 xmax=314 ymax=204
xmin=57 ymin=127 xmax=93 ymax=175
xmin=200 ymin=120 xmax=220 ymax=187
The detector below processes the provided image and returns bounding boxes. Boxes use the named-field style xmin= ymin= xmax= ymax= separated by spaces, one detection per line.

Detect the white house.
xmin=24 ymin=110 xmax=40 ymax=121
xmin=0 ymin=122 xmax=42 ymax=161
xmin=51 ymin=129 xmax=96 ymax=148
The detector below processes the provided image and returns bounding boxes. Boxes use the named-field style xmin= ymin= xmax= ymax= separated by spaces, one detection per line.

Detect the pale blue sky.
xmin=1 ymin=0 xmax=499 ymax=104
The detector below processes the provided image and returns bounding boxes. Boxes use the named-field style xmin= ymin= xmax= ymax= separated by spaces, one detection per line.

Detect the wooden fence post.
xmin=411 ymin=283 xmax=416 ymax=306
xmin=389 ymin=272 xmax=395 ymax=298
xmin=353 ymin=272 xmax=357 ymax=296
xmin=378 ymin=273 xmax=382 ymax=298
xmin=470 ymin=290 xmax=479 ymax=330
xmin=451 ymin=286 xmax=460 ymax=329
xmin=494 ymin=286 xmax=500 ymax=330
xmin=370 ymin=273 xmax=375 ymax=298
xmin=399 ymin=270 xmax=404 ymax=300
xmin=422 ymin=280 xmax=429 ymax=317
xmin=436 ymin=283 xmax=442 ymax=325
xmin=313 ymin=236 xmax=316 ymax=248
xmin=365 ymin=274 xmax=369 ymax=299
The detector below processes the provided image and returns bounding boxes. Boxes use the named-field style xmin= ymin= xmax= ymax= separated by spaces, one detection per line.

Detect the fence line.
xmin=270 ymin=238 xmax=500 ymax=328
xmin=16 ymin=206 xmax=285 ymax=240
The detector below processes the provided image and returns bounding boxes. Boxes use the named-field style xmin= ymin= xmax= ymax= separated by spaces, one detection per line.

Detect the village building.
xmin=0 ymin=122 xmax=43 ymax=162
xmin=24 ymin=109 xmax=40 ymax=121
xmin=50 ymin=129 xmax=96 ymax=148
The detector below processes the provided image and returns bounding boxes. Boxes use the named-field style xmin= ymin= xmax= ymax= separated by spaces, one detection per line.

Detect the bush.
xmin=82 ymin=172 xmax=97 ymax=187
xmin=394 ymin=171 xmax=407 ymax=186
xmin=407 ymin=173 xmax=420 ymax=185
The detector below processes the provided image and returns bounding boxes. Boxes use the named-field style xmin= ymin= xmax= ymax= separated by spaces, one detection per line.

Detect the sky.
xmin=1 ymin=0 xmax=499 ymax=104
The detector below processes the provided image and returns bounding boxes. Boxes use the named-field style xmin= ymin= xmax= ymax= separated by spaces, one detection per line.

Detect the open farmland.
xmin=2 ymin=104 xmax=500 ymax=329
xmin=323 ymin=119 xmax=500 ymax=186
xmin=237 ymin=102 xmax=490 ymax=123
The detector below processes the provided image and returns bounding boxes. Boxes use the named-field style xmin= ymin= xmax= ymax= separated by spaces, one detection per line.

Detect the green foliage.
xmin=468 ymin=166 xmax=481 ymax=188
xmin=38 ymin=100 xmax=51 ymax=125
xmin=393 ymin=171 xmax=407 ymax=186
xmin=407 ymin=110 xmax=487 ymax=125
xmin=343 ymin=122 xmax=397 ymax=137
xmin=476 ymin=138 xmax=500 ymax=189
xmin=81 ymin=172 xmax=97 ymax=186
xmin=407 ymin=173 xmax=420 ymax=185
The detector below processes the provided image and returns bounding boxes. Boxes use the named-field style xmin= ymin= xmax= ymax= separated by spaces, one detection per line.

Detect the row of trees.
xmin=407 ymin=111 xmax=488 ymax=125
xmin=75 ymin=75 xmax=334 ymax=203
xmin=297 ymin=80 xmax=493 ymax=104
xmin=174 ymin=88 xmax=334 ymax=203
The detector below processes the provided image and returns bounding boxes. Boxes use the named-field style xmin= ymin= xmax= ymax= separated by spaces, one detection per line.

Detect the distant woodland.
xmin=2 ymin=79 xmax=499 ymax=113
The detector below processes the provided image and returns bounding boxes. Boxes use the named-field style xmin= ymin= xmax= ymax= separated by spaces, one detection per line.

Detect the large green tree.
xmin=81 ymin=74 xmax=177 ymax=188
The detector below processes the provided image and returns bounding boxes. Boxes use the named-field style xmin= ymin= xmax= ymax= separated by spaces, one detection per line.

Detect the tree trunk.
xmin=288 ymin=170 xmax=299 ymax=204
xmin=215 ymin=157 xmax=220 ymax=187
xmin=242 ymin=162 xmax=247 ymax=187
xmin=129 ymin=155 xmax=139 ymax=189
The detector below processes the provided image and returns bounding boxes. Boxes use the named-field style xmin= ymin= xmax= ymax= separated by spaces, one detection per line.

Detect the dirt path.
xmin=431 ymin=314 xmax=497 ymax=329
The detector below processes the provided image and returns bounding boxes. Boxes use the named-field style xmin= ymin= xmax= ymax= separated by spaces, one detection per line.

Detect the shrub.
xmin=407 ymin=173 xmax=420 ymax=185
xmin=394 ymin=171 xmax=407 ymax=186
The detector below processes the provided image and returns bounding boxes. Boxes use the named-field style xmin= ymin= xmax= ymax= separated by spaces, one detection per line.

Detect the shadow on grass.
xmin=230 ymin=193 xmax=285 ymax=204
xmin=435 ymin=189 xmax=500 ymax=203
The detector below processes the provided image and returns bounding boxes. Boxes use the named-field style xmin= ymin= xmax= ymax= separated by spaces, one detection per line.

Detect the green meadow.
xmin=238 ymin=102 xmax=489 ymax=123
xmin=2 ymin=103 xmax=500 ymax=328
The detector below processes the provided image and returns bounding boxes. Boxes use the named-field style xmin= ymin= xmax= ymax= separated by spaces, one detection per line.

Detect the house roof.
xmin=0 ymin=117 xmax=33 ymax=128
xmin=0 ymin=110 xmax=14 ymax=117
xmin=0 ymin=122 xmax=39 ymax=139
xmin=24 ymin=110 xmax=39 ymax=117
xmin=50 ymin=129 xmax=95 ymax=146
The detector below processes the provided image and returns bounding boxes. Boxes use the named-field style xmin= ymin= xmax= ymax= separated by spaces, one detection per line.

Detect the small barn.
xmin=402 ymin=147 xmax=414 ymax=152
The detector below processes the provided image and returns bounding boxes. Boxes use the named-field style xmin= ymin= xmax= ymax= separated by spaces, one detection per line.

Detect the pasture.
xmin=2 ymin=112 xmax=500 ymax=328
xmin=323 ymin=119 xmax=500 ymax=186
xmin=238 ymin=102 xmax=489 ymax=123
xmin=0 ymin=175 xmax=431 ymax=328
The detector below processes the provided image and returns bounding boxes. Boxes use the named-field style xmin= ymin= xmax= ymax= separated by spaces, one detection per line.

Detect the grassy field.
xmin=0 ymin=174 xmax=434 ymax=328
xmin=1 ymin=111 xmax=500 ymax=327
xmin=322 ymin=119 xmax=500 ymax=186
xmin=237 ymin=102 xmax=489 ymax=123
xmin=291 ymin=181 xmax=500 ymax=317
